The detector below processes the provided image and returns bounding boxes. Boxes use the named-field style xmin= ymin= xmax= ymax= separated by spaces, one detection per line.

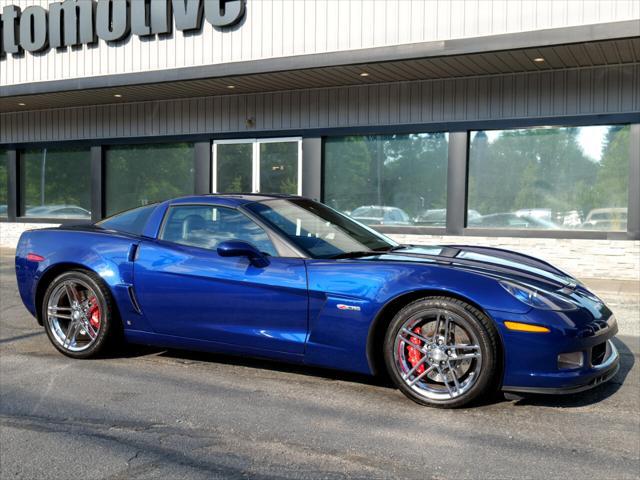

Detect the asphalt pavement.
xmin=1 ymin=247 xmax=638 ymax=479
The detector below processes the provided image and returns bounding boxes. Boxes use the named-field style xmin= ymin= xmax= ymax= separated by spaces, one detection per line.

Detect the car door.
xmin=133 ymin=204 xmax=308 ymax=354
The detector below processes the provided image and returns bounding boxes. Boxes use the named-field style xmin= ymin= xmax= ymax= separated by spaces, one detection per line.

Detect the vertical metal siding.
xmin=1 ymin=65 xmax=638 ymax=144
xmin=2 ymin=0 xmax=639 ymax=86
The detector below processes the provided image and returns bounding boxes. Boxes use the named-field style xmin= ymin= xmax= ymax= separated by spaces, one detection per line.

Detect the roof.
xmin=3 ymin=21 xmax=638 ymax=113
xmin=169 ymin=193 xmax=302 ymax=207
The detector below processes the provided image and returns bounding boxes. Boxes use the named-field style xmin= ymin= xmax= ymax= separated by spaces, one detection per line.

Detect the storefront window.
xmin=20 ymin=147 xmax=91 ymax=219
xmin=105 ymin=143 xmax=194 ymax=216
xmin=468 ymin=125 xmax=630 ymax=231
xmin=324 ymin=133 xmax=449 ymax=227
xmin=0 ymin=150 xmax=7 ymax=218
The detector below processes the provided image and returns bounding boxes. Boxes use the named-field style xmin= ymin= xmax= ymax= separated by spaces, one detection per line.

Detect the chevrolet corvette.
xmin=15 ymin=195 xmax=619 ymax=407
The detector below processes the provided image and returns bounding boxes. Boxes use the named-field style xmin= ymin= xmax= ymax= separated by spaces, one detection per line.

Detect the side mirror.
xmin=217 ymin=240 xmax=270 ymax=268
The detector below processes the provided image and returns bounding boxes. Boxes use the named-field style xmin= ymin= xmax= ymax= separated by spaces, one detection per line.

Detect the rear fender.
xmin=16 ymin=229 xmax=152 ymax=331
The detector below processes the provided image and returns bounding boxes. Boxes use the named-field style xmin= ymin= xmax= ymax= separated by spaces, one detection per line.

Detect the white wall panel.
xmin=1 ymin=0 xmax=639 ymax=86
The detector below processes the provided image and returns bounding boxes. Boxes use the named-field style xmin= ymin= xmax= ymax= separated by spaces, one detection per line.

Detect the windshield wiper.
xmin=329 ymin=245 xmax=410 ymax=259
xmin=374 ymin=244 xmax=409 ymax=252
xmin=328 ymin=251 xmax=378 ymax=260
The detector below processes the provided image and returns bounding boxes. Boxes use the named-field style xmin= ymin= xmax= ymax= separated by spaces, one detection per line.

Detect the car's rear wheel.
xmin=42 ymin=270 xmax=116 ymax=358
xmin=383 ymin=296 xmax=499 ymax=408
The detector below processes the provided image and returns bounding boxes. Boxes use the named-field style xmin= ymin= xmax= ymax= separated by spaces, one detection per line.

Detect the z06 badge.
xmin=337 ymin=304 xmax=361 ymax=311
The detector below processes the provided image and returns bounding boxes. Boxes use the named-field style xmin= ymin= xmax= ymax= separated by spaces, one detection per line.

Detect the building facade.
xmin=1 ymin=0 xmax=639 ymax=281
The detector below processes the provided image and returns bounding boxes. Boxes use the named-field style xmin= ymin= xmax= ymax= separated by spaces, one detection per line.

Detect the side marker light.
xmin=504 ymin=321 xmax=550 ymax=333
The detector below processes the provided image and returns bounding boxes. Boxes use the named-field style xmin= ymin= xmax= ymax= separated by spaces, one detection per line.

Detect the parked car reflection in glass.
xmin=469 ymin=212 xmax=560 ymax=229
xmin=415 ymin=209 xmax=481 ymax=227
xmin=414 ymin=208 xmax=446 ymax=227
xmin=25 ymin=205 xmax=91 ymax=219
xmin=582 ymin=208 xmax=627 ymax=231
xmin=514 ymin=208 xmax=552 ymax=222
xmin=350 ymin=206 xmax=412 ymax=226
xmin=556 ymin=210 xmax=583 ymax=229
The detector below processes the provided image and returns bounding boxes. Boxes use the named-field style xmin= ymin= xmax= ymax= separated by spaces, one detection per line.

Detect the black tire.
xmin=42 ymin=269 xmax=119 ymax=359
xmin=383 ymin=296 xmax=500 ymax=408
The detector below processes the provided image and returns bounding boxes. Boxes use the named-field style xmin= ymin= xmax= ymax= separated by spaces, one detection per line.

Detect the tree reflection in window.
xmin=324 ymin=133 xmax=449 ymax=227
xmin=21 ymin=147 xmax=91 ymax=219
xmin=105 ymin=143 xmax=195 ymax=216
xmin=468 ymin=125 xmax=630 ymax=231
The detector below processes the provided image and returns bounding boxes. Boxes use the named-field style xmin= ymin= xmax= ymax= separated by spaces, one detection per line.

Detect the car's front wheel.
xmin=384 ymin=296 xmax=499 ymax=408
xmin=42 ymin=270 xmax=117 ymax=359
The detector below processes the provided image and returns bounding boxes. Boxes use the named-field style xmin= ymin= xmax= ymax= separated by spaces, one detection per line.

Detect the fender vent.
xmin=128 ymin=286 xmax=143 ymax=315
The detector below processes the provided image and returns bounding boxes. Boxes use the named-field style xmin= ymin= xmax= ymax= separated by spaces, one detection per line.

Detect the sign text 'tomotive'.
xmin=0 ymin=0 xmax=246 ymax=57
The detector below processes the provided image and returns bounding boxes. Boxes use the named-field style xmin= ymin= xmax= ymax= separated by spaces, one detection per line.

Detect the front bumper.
xmin=502 ymin=339 xmax=620 ymax=394
xmin=491 ymin=305 xmax=620 ymax=393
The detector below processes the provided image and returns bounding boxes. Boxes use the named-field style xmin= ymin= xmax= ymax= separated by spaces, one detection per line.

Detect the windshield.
xmin=245 ymin=199 xmax=397 ymax=258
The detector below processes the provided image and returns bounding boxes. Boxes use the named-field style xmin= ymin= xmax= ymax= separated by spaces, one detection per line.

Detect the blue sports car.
xmin=15 ymin=195 xmax=619 ymax=408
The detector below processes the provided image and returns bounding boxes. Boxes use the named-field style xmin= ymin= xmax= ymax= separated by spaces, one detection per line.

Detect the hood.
xmin=358 ymin=244 xmax=580 ymax=292
xmin=355 ymin=245 xmax=614 ymax=319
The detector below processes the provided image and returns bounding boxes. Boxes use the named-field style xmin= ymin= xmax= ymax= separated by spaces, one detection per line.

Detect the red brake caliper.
xmin=407 ymin=327 xmax=425 ymax=374
xmin=88 ymin=297 xmax=101 ymax=330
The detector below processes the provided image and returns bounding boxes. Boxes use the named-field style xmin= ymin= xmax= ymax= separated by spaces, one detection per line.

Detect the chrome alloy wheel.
xmin=46 ymin=279 xmax=102 ymax=353
xmin=393 ymin=309 xmax=483 ymax=400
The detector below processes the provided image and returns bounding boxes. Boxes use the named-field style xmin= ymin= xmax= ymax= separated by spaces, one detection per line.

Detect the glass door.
xmin=258 ymin=138 xmax=301 ymax=195
xmin=213 ymin=138 xmax=302 ymax=195
xmin=213 ymin=141 xmax=254 ymax=193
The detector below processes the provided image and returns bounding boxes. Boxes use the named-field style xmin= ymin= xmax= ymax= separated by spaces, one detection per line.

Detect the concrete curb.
xmin=579 ymin=278 xmax=640 ymax=297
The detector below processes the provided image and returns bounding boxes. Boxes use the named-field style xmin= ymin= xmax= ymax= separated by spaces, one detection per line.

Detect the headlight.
xmin=499 ymin=280 xmax=578 ymax=311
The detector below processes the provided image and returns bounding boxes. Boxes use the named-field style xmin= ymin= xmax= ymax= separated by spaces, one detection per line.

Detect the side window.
xmin=160 ymin=205 xmax=278 ymax=256
xmin=97 ymin=203 xmax=158 ymax=236
xmin=387 ymin=210 xmax=402 ymax=222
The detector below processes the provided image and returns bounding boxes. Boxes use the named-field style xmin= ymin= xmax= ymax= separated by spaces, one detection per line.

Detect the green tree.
xmin=217 ymin=143 xmax=253 ymax=193
xmin=259 ymin=141 xmax=299 ymax=194
xmin=468 ymin=127 xmax=600 ymax=220
xmin=324 ymin=136 xmax=372 ymax=212
xmin=324 ymin=133 xmax=448 ymax=218
xmin=21 ymin=147 xmax=92 ymax=214
xmin=593 ymin=126 xmax=630 ymax=208
xmin=106 ymin=143 xmax=194 ymax=215
xmin=380 ymin=133 xmax=448 ymax=217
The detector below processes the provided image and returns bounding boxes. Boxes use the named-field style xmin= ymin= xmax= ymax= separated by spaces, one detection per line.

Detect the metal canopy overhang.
xmin=1 ymin=20 xmax=639 ymax=114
